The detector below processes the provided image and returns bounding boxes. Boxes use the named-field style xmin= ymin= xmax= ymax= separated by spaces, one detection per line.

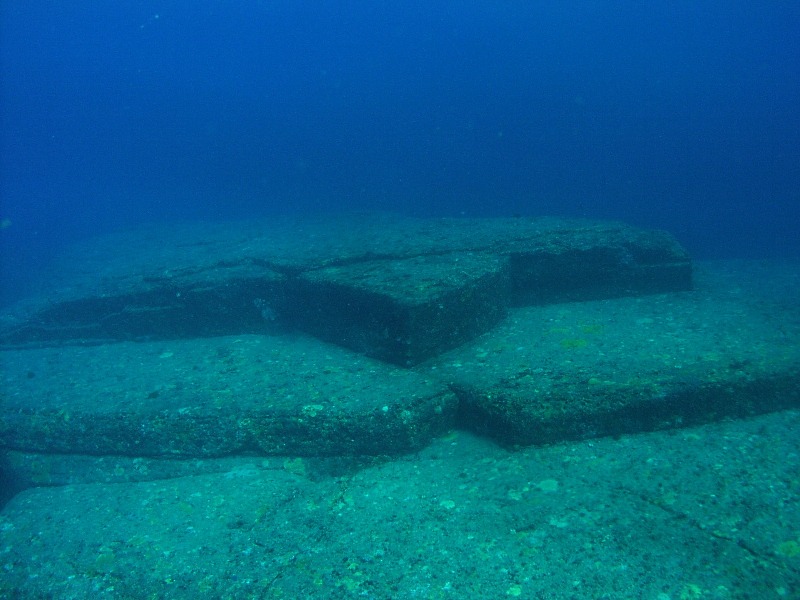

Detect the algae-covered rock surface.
xmin=0 ymin=218 xmax=798 ymax=598
xmin=1 ymin=411 xmax=798 ymax=599
xmin=0 ymin=219 xmax=797 ymax=467
xmin=0 ymin=215 xmax=690 ymax=364
xmin=0 ymin=334 xmax=455 ymax=457
xmin=427 ymin=260 xmax=800 ymax=446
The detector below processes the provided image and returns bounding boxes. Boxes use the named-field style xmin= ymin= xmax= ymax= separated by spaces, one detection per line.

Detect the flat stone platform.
xmin=425 ymin=260 xmax=800 ymax=446
xmin=0 ymin=334 xmax=455 ymax=458
xmin=1 ymin=218 xmax=798 ymax=474
xmin=1 ymin=218 xmax=799 ymax=598
xmin=0 ymin=215 xmax=691 ymax=365
xmin=2 ymin=412 xmax=798 ymax=599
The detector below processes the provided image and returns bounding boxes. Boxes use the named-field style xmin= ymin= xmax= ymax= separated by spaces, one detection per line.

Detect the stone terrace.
xmin=0 ymin=215 xmax=691 ymax=365
xmin=2 ymin=216 xmax=798 ymax=472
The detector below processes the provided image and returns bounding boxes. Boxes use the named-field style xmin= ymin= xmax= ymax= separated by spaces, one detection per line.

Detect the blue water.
xmin=1 ymin=2 xmax=799 ymax=306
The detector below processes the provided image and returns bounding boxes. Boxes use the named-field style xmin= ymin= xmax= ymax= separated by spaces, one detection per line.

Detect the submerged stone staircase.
xmin=1 ymin=216 xmax=798 ymax=484
xmin=0 ymin=215 xmax=690 ymax=364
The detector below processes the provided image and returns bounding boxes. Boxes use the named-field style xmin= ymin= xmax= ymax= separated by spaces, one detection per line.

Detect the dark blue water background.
xmin=2 ymin=1 xmax=799 ymax=306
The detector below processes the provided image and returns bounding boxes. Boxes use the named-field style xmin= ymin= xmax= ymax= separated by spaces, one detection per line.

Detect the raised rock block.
xmin=425 ymin=261 xmax=800 ymax=446
xmin=0 ymin=260 xmax=797 ymax=470
xmin=0 ymin=334 xmax=456 ymax=457
xmin=290 ymin=252 xmax=509 ymax=365
xmin=504 ymin=225 xmax=692 ymax=304
xmin=0 ymin=216 xmax=691 ymax=365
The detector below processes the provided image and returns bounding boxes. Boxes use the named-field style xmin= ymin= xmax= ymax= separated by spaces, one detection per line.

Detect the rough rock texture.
xmin=0 ymin=216 xmax=691 ymax=365
xmin=2 ymin=412 xmax=799 ymax=599
xmin=0 ymin=334 xmax=455 ymax=458
xmin=1 ymin=219 xmax=798 ymax=469
xmin=2 ymin=219 xmax=800 ymax=599
xmin=424 ymin=260 xmax=800 ymax=446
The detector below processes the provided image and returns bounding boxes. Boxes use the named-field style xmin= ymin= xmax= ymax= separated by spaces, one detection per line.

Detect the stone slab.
xmin=0 ymin=260 xmax=793 ymax=469
xmin=290 ymin=252 xmax=509 ymax=365
xmin=2 ymin=263 xmax=287 ymax=345
xmin=0 ymin=450 xmax=376 ymax=499
xmin=1 ymin=411 xmax=798 ymax=599
xmin=504 ymin=225 xmax=692 ymax=304
xmin=0 ymin=334 xmax=456 ymax=458
xmin=0 ymin=216 xmax=691 ymax=364
xmin=422 ymin=260 xmax=800 ymax=446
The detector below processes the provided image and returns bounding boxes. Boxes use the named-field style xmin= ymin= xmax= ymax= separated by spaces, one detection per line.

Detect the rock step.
xmin=0 ymin=216 xmax=691 ymax=365
xmin=3 ymin=414 xmax=799 ymax=599
xmin=425 ymin=260 xmax=800 ymax=446
xmin=0 ymin=334 xmax=456 ymax=458
xmin=1 ymin=260 xmax=797 ymax=463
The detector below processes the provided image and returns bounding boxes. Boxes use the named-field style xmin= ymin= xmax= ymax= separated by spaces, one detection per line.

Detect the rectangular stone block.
xmin=505 ymin=226 xmax=692 ymax=305
xmin=290 ymin=253 xmax=509 ymax=365
xmin=423 ymin=261 xmax=799 ymax=446
xmin=0 ymin=335 xmax=457 ymax=458
xmin=0 ymin=216 xmax=692 ymax=365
